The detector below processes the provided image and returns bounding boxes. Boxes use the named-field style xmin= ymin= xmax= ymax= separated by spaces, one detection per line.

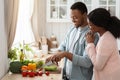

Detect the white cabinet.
xmin=93 ymin=0 xmax=120 ymax=17
xmin=47 ymin=0 xmax=120 ymax=22
xmin=46 ymin=0 xmax=72 ymax=22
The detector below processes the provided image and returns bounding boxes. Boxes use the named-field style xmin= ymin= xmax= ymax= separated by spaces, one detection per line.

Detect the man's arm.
xmin=46 ymin=26 xmax=74 ymax=63
xmin=72 ymin=51 xmax=92 ymax=68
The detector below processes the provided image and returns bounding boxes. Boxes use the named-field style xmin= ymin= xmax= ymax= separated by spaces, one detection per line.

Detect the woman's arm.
xmin=86 ymin=41 xmax=113 ymax=71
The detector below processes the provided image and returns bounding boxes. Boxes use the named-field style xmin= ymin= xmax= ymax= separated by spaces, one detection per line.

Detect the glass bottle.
xmin=20 ymin=49 xmax=24 ymax=62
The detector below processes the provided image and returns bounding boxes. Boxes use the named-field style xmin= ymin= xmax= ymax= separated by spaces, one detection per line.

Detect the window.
xmin=13 ymin=0 xmax=35 ymax=45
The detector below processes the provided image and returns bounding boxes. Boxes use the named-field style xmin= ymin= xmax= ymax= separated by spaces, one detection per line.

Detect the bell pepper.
xmin=28 ymin=63 xmax=36 ymax=71
xmin=21 ymin=65 xmax=28 ymax=71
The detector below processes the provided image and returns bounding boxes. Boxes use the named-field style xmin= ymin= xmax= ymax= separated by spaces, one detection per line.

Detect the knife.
xmin=42 ymin=61 xmax=54 ymax=68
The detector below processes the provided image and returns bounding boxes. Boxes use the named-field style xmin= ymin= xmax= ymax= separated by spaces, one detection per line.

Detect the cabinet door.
xmin=47 ymin=0 xmax=70 ymax=22
xmin=49 ymin=0 xmax=58 ymax=19
xmin=59 ymin=0 xmax=67 ymax=19
xmin=99 ymin=0 xmax=116 ymax=16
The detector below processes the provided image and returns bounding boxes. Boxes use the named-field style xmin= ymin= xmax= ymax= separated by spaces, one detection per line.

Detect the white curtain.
xmin=13 ymin=0 xmax=35 ymax=45
xmin=31 ymin=0 xmax=41 ymax=42
xmin=6 ymin=0 xmax=19 ymax=50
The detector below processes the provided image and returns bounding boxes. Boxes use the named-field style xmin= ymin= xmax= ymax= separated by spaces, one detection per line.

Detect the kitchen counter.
xmin=1 ymin=73 xmax=62 ymax=80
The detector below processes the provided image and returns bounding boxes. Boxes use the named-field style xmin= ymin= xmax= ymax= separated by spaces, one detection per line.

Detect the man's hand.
xmin=45 ymin=52 xmax=66 ymax=65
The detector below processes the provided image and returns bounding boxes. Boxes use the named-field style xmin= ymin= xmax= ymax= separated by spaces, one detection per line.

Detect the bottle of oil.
xmin=20 ymin=49 xmax=24 ymax=62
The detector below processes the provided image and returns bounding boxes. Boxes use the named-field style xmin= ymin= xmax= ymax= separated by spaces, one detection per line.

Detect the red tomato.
xmin=22 ymin=71 xmax=28 ymax=77
xmin=38 ymin=71 xmax=43 ymax=76
xmin=28 ymin=72 xmax=35 ymax=77
xmin=45 ymin=71 xmax=50 ymax=76
xmin=34 ymin=72 xmax=38 ymax=76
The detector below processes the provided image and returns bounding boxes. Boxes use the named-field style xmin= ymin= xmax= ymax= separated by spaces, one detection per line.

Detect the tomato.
xmin=38 ymin=71 xmax=43 ymax=76
xmin=45 ymin=71 xmax=50 ymax=76
xmin=34 ymin=72 xmax=38 ymax=76
xmin=22 ymin=71 xmax=28 ymax=77
xmin=28 ymin=71 xmax=35 ymax=77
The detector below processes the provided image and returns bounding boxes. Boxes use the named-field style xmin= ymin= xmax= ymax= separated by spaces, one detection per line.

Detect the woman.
xmin=86 ymin=8 xmax=120 ymax=80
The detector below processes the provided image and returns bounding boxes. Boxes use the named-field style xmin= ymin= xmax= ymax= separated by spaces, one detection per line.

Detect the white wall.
xmin=0 ymin=0 xmax=8 ymax=79
xmin=38 ymin=0 xmax=71 ymax=44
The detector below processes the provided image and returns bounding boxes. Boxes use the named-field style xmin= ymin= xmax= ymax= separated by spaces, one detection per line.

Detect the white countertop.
xmin=1 ymin=73 xmax=62 ymax=80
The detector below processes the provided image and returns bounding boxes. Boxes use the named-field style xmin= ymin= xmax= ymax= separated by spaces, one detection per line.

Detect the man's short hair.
xmin=71 ymin=2 xmax=88 ymax=14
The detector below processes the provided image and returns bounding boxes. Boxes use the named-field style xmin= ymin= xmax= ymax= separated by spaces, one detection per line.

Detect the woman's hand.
xmin=86 ymin=31 xmax=95 ymax=43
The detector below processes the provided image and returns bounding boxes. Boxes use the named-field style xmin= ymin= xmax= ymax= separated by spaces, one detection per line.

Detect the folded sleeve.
xmin=72 ymin=51 xmax=93 ymax=68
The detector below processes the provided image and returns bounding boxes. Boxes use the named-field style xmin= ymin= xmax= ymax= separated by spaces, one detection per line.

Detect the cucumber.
xmin=44 ymin=65 xmax=57 ymax=71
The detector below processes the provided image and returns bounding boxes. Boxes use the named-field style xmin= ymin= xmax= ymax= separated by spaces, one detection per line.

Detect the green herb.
xmin=8 ymin=49 xmax=17 ymax=61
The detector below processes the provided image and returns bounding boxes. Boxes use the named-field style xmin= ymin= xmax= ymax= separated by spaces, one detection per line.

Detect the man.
xmin=46 ymin=2 xmax=99 ymax=80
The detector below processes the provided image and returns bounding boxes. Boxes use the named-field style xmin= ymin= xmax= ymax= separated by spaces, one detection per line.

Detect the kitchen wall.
xmin=0 ymin=0 xmax=8 ymax=79
xmin=38 ymin=0 xmax=71 ymax=44
xmin=45 ymin=23 xmax=71 ymax=44
xmin=39 ymin=0 xmax=120 ymax=49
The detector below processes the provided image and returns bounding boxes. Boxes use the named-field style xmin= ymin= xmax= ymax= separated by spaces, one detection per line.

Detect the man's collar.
xmin=78 ymin=25 xmax=89 ymax=32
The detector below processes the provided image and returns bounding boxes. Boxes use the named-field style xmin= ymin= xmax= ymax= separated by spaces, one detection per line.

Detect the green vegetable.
xmin=44 ymin=65 xmax=57 ymax=71
xmin=9 ymin=61 xmax=23 ymax=73
xmin=8 ymin=49 xmax=17 ymax=61
xmin=21 ymin=60 xmax=35 ymax=65
xmin=36 ymin=60 xmax=44 ymax=68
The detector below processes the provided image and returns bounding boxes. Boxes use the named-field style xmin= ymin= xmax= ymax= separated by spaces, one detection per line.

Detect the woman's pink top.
xmin=86 ymin=31 xmax=120 ymax=80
